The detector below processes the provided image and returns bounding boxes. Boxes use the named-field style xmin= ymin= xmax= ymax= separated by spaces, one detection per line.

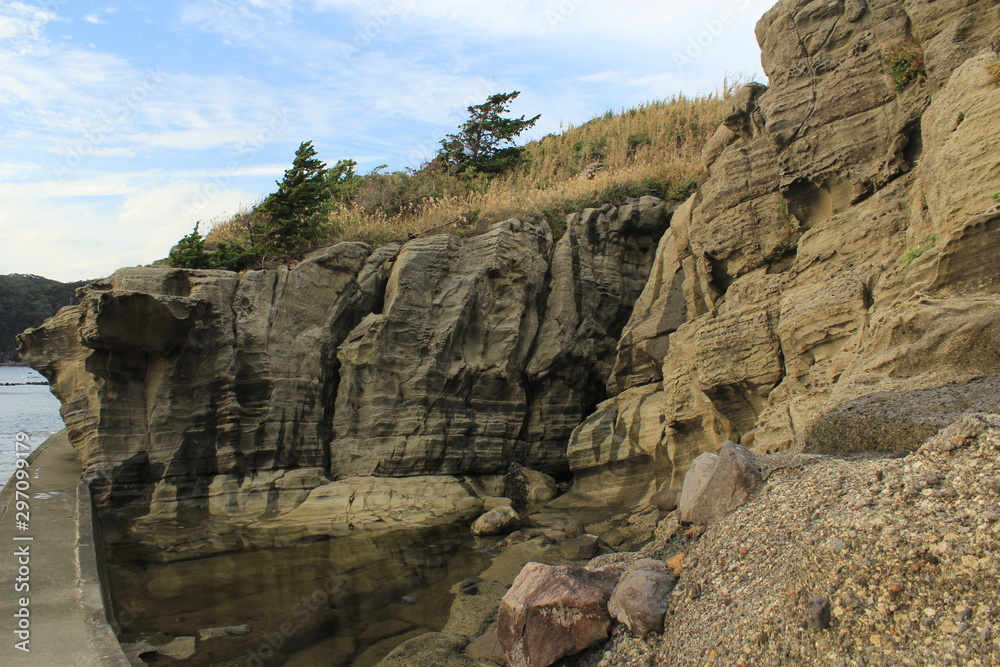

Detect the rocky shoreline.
xmin=12 ymin=0 xmax=1000 ymax=664
xmin=374 ymin=413 xmax=1000 ymax=666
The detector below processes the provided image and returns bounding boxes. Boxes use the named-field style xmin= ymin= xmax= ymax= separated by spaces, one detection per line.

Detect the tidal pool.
xmin=104 ymin=522 xmax=491 ymax=666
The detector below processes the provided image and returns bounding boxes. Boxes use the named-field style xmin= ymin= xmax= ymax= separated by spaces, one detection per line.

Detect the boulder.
xmin=504 ymin=463 xmax=559 ymax=512
xmin=558 ymin=535 xmax=601 ymax=561
xmin=498 ymin=562 xmax=616 ymax=667
xmin=680 ymin=442 xmax=762 ymax=525
xmin=466 ymin=631 xmax=506 ymax=664
xmin=608 ymin=568 xmax=678 ymax=636
xmin=677 ymin=453 xmax=719 ymax=522
xmin=471 ymin=506 xmax=521 ymax=537
xmin=648 ymin=485 xmax=680 ymax=512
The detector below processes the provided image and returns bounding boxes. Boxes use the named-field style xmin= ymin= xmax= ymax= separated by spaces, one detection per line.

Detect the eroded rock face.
xmin=562 ymin=0 xmax=1000 ymax=504
xmin=19 ymin=200 xmax=669 ymax=544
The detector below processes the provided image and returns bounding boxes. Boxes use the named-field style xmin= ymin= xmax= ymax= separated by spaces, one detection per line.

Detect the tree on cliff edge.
xmin=260 ymin=140 xmax=328 ymax=253
xmin=435 ymin=91 xmax=541 ymax=177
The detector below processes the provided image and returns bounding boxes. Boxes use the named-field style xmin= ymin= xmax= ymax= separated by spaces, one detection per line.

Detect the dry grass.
xmin=208 ymin=83 xmax=738 ymax=250
xmin=986 ymin=59 xmax=1000 ymax=86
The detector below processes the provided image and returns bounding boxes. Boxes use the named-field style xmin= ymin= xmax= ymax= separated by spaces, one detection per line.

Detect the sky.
xmin=0 ymin=0 xmax=774 ymax=282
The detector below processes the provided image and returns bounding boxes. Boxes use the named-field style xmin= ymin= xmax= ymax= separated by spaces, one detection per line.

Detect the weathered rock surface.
xmin=19 ymin=198 xmax=670 ymax=546
xmin=504 ymin=462 xmax=558 ymax=512
xmin=497 ymin=562 xmax=616 ymax=667
xmin=679 ymin=442 xmax=763 ymax=525
xmin=471 ymin=506 xmax=521 ymax=537
xmin=648 ymin=485 xmax=680 ymax=512
xmin=608 ymin=567 xmax=677 ymax=636
xmin=558 ymin=535 xmax=601 ymax=561
xmin=561 ymin=0 xmax=1000 ymax=506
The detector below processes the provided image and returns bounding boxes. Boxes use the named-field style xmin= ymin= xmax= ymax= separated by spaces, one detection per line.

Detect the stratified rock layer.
xmin=564 ymin=0 xmax=1000 ymax=507
xmin=19 ymin=200 xmax=670 ymax=542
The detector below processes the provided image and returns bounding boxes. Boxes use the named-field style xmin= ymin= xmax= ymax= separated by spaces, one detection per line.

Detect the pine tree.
xmin=260 ymin=141 xmax=328 ymax=253
xmin=436 ymin=91 xmax=540 ymax=176
xmin=167 ymin=223 xmax=212 ymax=269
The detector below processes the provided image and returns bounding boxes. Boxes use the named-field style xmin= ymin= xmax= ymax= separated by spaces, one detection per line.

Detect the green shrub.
xmin=902 ymin=234 xmax=936 ymax=267
xmin=991 ymin=192 xmax=1000 ymax=203
xmin=627 ymin=132 xmax=652 ymax=154
xmin=168 ymin=224 xmax=212 ymax=269
xmin=668 ymin=178 xmax=699 ymax=201
xmin=883 ymin=42 xmax=926 ymax=92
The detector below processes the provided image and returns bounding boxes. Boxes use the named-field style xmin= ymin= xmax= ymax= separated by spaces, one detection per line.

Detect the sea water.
xmin=0 ymin=366 xmax=65 ymax=489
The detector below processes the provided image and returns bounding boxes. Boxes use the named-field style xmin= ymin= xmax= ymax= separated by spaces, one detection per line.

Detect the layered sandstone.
xmin=19 ymin=199 xmax=669 ymax=548
xmin=565 ymin=0 xmax=1000 ymax=507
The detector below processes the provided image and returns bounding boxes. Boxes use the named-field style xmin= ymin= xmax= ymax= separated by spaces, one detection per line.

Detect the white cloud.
xmin=2 ymin=0 xmax=775 ymax=282
xmin=84 ymin=14 xmax=106 ymax=24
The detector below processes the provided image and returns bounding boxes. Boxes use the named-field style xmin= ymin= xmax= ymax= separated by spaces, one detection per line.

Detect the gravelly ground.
xmin=586 ymin=413 xmax=1000 ymax=667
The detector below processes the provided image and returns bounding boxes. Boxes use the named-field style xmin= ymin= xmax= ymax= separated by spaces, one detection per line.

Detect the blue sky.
xmin=0 ymin=0 xmax=773 ymax=282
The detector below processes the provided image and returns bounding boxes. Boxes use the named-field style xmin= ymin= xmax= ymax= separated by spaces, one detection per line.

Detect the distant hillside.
xmin=0 ymin=274 xmax=86 ymax=363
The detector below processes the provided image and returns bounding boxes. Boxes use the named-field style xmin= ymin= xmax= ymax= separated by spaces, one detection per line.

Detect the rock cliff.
xmin=18 ymin=0 xmax=1000 ymax=562
xmin=19 ymin=199 xmax=669 ymax=548
xmin=566 ymin=0 xmax=1000 ymax=508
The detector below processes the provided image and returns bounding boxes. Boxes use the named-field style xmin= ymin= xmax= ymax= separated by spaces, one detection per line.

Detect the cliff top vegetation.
xmin=172 ymin=82 xmax=739 ymax=271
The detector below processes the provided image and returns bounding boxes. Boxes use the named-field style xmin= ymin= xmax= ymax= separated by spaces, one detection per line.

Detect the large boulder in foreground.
xmin=679 ymin=442 xmax=762 ymax=525
xmin=498 ymin=562 xmax=616 ymax=667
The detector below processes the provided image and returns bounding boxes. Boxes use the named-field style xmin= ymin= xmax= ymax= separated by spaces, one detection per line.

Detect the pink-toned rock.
xmin=498 ymin=562 xmax=616 ymax=667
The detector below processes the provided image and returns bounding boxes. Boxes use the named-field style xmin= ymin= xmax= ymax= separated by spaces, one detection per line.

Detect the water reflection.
xmin=105 ymin=522 xmax=490 ymax=666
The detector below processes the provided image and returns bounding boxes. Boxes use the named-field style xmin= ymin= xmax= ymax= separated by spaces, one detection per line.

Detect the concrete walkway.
xmin=0 ymin=430 xmax=130 ymax=666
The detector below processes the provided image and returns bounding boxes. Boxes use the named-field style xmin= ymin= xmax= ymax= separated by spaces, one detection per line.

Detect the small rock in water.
xmin=401 ymin=594 xmax=418 ymax=605
xmin=471 ymin=505 xmax=521 ymax=537
xmin=458 ymin=577 xmax=480 ymax=596
xmin=559 ymin=535 xmax=601 ymax=560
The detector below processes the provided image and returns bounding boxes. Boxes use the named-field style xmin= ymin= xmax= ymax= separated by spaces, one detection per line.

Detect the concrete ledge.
xmin=0 ymin=430 xmax=130 ymax=665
